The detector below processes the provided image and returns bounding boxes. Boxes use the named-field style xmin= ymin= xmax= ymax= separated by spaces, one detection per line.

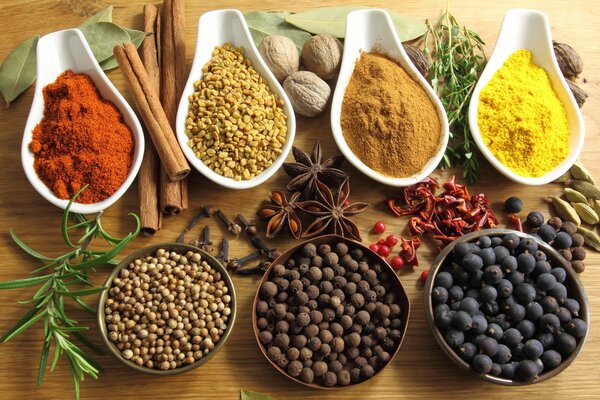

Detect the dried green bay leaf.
xmin=244 ymin=11 xmax=312 ymax=52
xmin=79 ymin=6 xmax=113 ymax=27
xmin=0 ymin=35 xmax=39 ymax=106
xmin=241 ymin=389 xmax=274 ymax=400
xmin=80 ymin=22 xmax=132 ymax=63
xmin=99 ymin=28 xmax=146 ymax=71
xmin=285 ymin=6 xmax=427 ymax=41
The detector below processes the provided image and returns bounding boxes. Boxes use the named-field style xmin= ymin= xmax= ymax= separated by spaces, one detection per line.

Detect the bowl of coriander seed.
xmin=97 ymin=243 xmax=236 ymax=375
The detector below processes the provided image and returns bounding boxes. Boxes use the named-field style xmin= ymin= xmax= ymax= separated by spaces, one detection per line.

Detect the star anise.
xmin=257 ymin=191 xmax=302 ymax=239
xmin=283 ymin=141 xmax=348 ymax=200
xmin=297 ymin=178 xmax=369 ymax=241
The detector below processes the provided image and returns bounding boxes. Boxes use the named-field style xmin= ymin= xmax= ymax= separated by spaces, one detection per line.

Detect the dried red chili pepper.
xmin=510 ymin=213 xmax=523 ymax=232
xmin=399 ymin=237 xmax=421 ymax=266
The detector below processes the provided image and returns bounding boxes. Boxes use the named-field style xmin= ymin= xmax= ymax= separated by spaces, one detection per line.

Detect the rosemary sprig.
xmin=1 ymin=187 xmax=140 ymax=399
xmin=424 ymin=8 xmax=487 ymax=183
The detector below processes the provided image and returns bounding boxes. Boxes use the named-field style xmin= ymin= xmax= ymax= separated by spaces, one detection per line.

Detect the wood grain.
xmin=0 ymin=0 xmax=598 ymax=399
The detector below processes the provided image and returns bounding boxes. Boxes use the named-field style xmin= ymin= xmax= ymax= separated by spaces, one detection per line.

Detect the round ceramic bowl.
xmin=252 ymin=235 xmax=410 ymax=389
xmin=97 ymin=243 xmax=237 ymax=375
xmin=468 ymin=9 xmax=584 ymax=185
xmin=424 ymin=229 xmax=590 ymax=385
xmin=176 ymin=9 xmax=296 ymax=190
xmin=21 ymin=29 xmax=144 ymax=214
xmin=330 ymin=9 xmax=449 ymax=187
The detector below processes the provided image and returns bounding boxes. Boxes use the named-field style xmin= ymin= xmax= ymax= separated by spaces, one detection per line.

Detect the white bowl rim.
xmin=330 ymin=8 xmax=449 ymax=187
xmin=21 ymin=28 xmax=145 ymax=214
xmin=175 ymin=9 xmax=296 ymax=190
xmin=467 ymin=8 xmax=585 ymax=186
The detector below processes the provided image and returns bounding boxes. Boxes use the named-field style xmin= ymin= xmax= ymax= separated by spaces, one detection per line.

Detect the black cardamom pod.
xmin=403 ymin=44 xmax=431 ymax=78
xmin=553 ymin=41 xmax=583 ymax=77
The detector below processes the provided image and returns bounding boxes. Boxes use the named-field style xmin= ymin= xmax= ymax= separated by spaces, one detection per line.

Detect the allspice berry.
xmin=337 ymin=369 xmax=351 ymax=386
xmin=261 ymin=282 xmax=278 ymax=298
xmin=324 ymin=371 xmax=337 ymax=387
xmin=288 ymin=360 xmax=303 ymax=377
xmin=300 ymin=367 xmax=314 ymax=383
xmin=312 ymin=360 xmax=328 ymax=376
xmin=301 ymin=33 xmax=343 ymax=80
xmin=259 ymin=35 xmax=300 ymax=82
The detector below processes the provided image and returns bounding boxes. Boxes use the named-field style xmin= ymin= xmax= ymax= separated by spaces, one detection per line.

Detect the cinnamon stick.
xmin=159 ymin=0 xmax=188 ymax=215
xmin=138 ymin=4 xmax=162 ymax=235
xmin=113 ymin=42 xmax=190 ymax=182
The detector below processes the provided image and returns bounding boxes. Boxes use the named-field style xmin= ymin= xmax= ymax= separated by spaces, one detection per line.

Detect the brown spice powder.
xmin=341 ymin=52 xmax=441 ymax=177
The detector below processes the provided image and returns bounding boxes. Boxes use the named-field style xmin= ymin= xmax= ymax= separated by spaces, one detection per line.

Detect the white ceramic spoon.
xmin=176 ymin=9 xmax=296 ymax=190
xmin=468 ymin=8 xmax=584 ymax=185
xmin=21 ymin=28 xmax=145 ymax=214
xmin=330 ymin=9 xmax=449 ymax=187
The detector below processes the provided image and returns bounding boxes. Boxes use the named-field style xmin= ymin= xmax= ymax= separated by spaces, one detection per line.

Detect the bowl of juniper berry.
xmin=424 ymin=229 xmax=589 ymax=385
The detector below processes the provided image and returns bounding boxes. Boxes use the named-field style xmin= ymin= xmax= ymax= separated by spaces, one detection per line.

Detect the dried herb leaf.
xmin=245 ymin=11 xmax=312 ymax=52
xmin=80 ymin=22 xmax=131 ymax=63
xmin=78 ymin=6 xmax=113 ymax=27
xmin=0 ymin=35 xmax=39 ymax=106
xmin=285 ymin=6 xmax=426 ymax=41
xmin=99 ymin=28 xmax=146 ymax=71
xmin=241 ymin=389 xmax=274 ymax=400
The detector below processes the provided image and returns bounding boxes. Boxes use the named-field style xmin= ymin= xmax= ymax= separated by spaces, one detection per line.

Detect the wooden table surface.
xmin=1 ymin=0 xmax=598 ymax=399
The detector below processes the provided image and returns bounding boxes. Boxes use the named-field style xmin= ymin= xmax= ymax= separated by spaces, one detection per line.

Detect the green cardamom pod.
xmin=592 ymin=201 xmax=600 ymax=220
xmin=571 ymin=202 xmax=599 ymax=225
xmin=570 ymin=161 xmax=595 ymax=184
xmin=564 ymin=188 xmax=588 ymax=203
xmin=554 ymin=170 xmax=572 ymax=183
xmin=572 ymin=180 xmax=600 ymax=200
xmin=549 ymin=196 xmax=581 ymax=225
xmin=576 ymin=226 xmax=600 ymax=252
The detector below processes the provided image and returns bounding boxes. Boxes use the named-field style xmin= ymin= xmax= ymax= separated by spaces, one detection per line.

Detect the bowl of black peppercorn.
xmin=253 ymin=235 xmax=410 ymax=389
xmin=424 ymin=229 xmax=589 ymax=385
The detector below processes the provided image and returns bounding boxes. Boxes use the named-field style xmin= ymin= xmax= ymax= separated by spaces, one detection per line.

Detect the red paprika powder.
xmin=30 ymin=70 xmax=134 ymax=204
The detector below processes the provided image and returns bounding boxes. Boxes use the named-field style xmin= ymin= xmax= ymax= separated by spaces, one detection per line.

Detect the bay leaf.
xmin=244 ymin=11 xmax=311 ymax=52
xmin=285 ymin=6 xmax=427 ymax=42
xmin=0 ymin=35 xmax=39 ymax=106
xmin=79 ymin=6 xmax=113 ymax=28
xmin=99 ymin=28 xmax=146 ymax=71
xmin=80 ymin=22 xmax=131 ymax=63
xmin=240 ymin=389 xmax=274 ymax=400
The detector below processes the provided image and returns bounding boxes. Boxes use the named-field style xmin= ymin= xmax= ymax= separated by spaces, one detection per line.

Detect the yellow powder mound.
xmin=477 ymin=49 xmax=569 ymax=177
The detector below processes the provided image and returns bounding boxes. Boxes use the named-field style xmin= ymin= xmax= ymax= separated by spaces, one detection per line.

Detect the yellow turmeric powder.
xmin=477 ymin=49 xmax=569 ymax=177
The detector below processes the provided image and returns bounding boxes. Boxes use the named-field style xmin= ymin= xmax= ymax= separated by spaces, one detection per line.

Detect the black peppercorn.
xmin=259 ymin=331 xmax=273 ymax=345
xmin=300 ymin=367 xmax=314 ymax=383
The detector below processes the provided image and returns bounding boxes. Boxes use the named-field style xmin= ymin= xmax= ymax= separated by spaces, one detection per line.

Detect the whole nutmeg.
xmin=259 ymin=35 xmax=300 ymax=82
xmin=283 ymin=71 xmax=331 ymax=117
xmin=301 ymin=33 xmax=343 ymax=80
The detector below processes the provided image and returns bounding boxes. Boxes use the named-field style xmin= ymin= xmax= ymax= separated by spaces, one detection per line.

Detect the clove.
xmin=215 ymin=209 xmax=242 ymax=235
xmin=216 ymin=239 xmax=229 ymax=267
xmin=251 ymin=235 xmax=281 ymax=261
xmin=199 ymin=225 xmax=213 ymax=253
xmin=236 ymin=213 xmax=258 ymax=236
xmin=177 ymin=209 xmax=207 ymax=243
xmin=176 ymin=233 xmax=185 ymax=243
xmin=235 ymin=260 xmax=271 ymax=275
xmin=201 ymin=204 xmax=215 ymax=217
xmin=227 ymin=251 xmax=262 ymax=270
